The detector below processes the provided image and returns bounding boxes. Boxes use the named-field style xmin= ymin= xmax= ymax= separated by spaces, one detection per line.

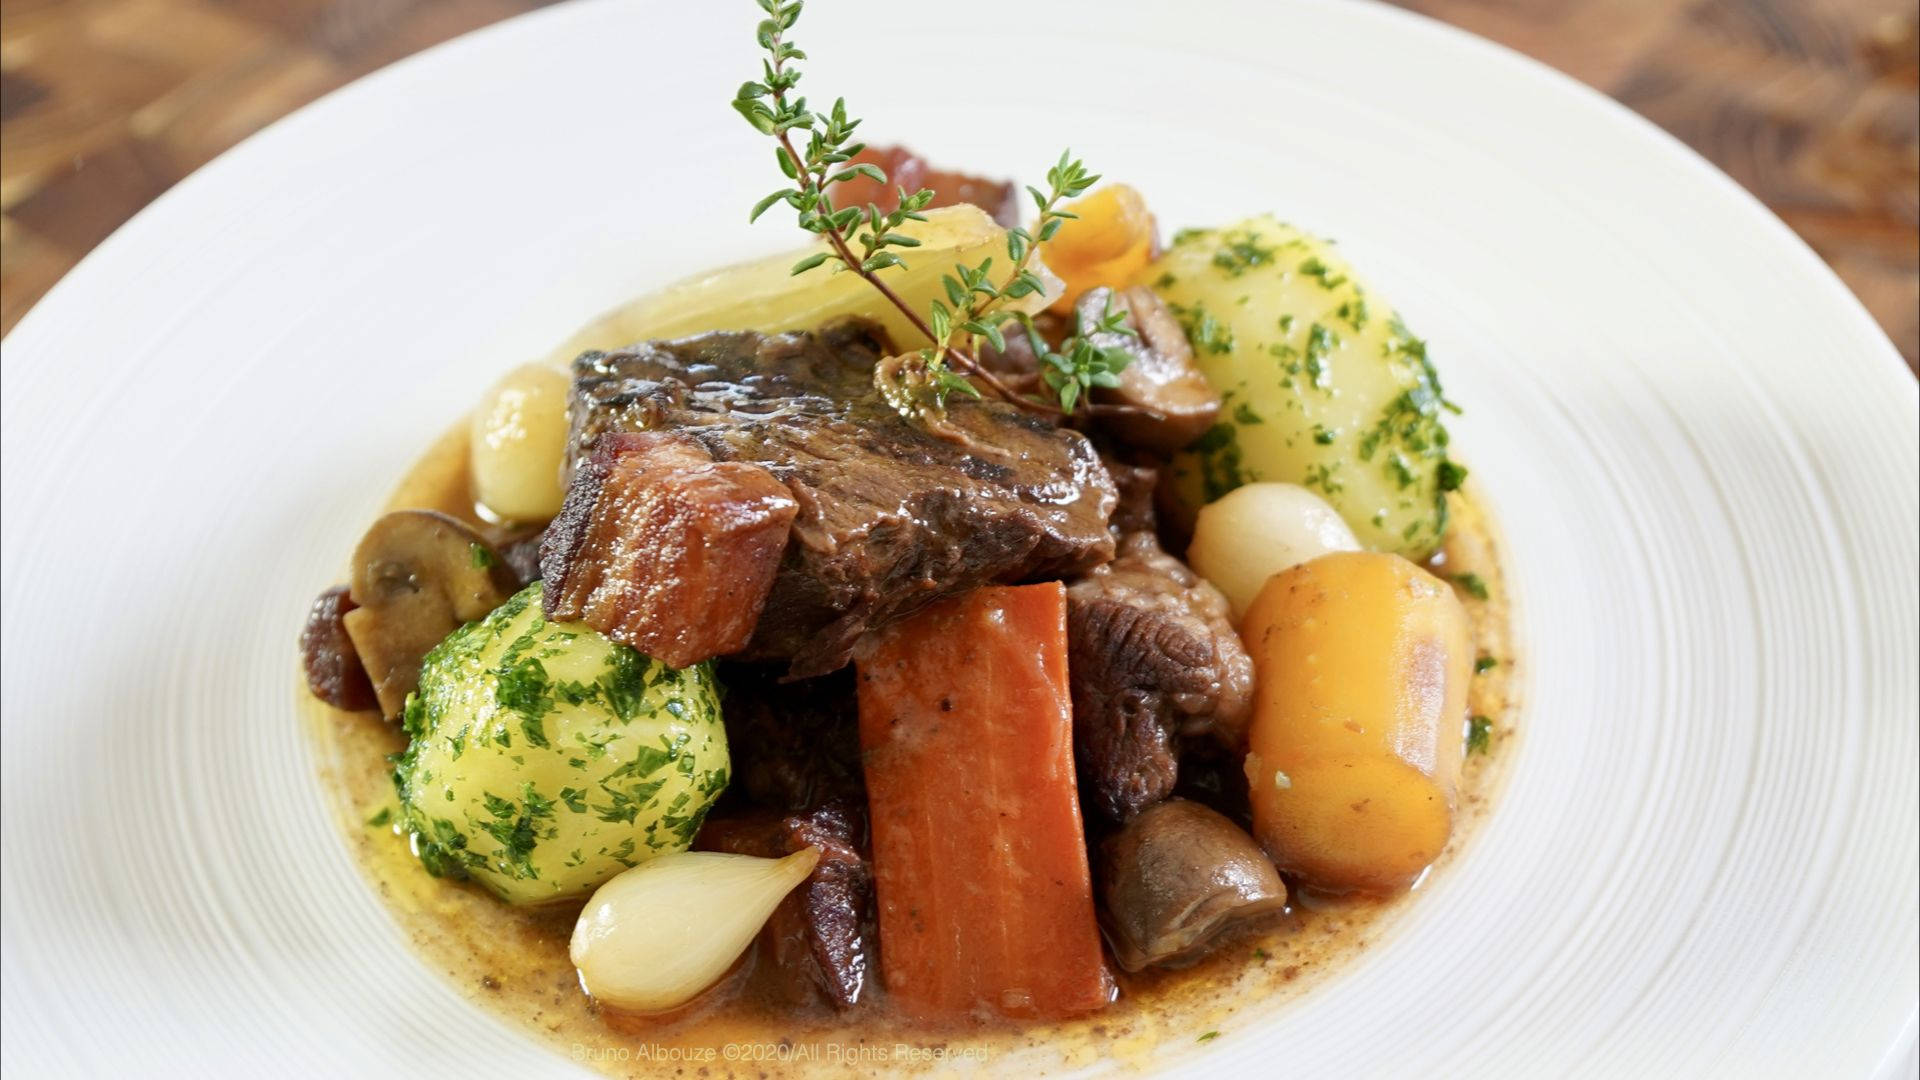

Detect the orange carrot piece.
xmin=855 ymin=583 xmax=1114 ymax=1022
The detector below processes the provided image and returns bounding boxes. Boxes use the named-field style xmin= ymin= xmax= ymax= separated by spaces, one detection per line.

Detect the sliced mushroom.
xmin=1098 ymin=798 xmax=1287 ymax=972
xmin=1078 ymin=286 xmax=1222 ymax=452
xmin=342 ymin=509 xmax=518 ymax=717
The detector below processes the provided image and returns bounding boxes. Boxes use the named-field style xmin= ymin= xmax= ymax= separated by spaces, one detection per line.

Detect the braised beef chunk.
xmin=540 ymin=432 xmax=799 ymax=669
xmin=1172 ymin=736 xmax=1254 ymax=831
xmin=718 ymin=662 xmax=864 ymax=812
xmin=566 ymin=318 xmax=1118 ymax=677
xmin=697 ymin=801 xmax=874 ymax=1009
xmin=1067 ymin=529 xmax=1254 ymax=822
xmin=300 ymin=585 xmax=377 ymax=712
xmin=1105 ymin=462 xmax=1162 ymax=537
xmin=831 ymin=145 xmax=1020 ymax=227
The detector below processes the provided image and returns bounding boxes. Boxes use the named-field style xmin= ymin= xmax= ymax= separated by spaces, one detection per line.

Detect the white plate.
xmin=3 ymin=0 xmax=1915 ymax=1075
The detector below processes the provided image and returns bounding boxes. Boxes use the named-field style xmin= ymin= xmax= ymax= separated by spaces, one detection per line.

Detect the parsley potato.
xmin=395 ymin=582 xmax=730 ymax=905
xmin=1140 ymin=217 xmax=1462 ymax=558
xmin=1240 ymin=551 xmax=1471 ymax=894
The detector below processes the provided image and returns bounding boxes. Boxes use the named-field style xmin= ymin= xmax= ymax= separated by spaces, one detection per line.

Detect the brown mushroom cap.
xmin=1080 ymin=286 xmax=1222 ymax=453
xmin=342 ymin=509 xmax=517 ymax=717
xmin=1099 ymin=797 xmax=1287 ymax=972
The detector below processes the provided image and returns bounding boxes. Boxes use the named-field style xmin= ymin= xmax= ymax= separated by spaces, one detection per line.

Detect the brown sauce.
xmin=302 ymin=421 xmax=1519 ymax=1076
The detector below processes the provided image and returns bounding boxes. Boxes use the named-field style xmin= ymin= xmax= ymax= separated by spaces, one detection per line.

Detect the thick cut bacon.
xmin=539 ymin=432 xmax=798 ymax=668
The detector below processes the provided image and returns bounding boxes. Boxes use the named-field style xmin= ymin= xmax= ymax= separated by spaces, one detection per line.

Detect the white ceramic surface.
xmin=3 ymin=0 xmax=1915 ymax=1076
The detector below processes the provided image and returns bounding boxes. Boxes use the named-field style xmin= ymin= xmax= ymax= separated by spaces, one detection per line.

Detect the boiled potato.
xmin=395 ymin=583 xmax=730 ymax=905
xmin=1240 ymin=551 xmax=1471 ymax=894
xmin=539 ymin=205 xmax=1058 ymax=366
xmin=1140 ymin=217 xmax=1463 ymax=558
xmin=1187 ymin=482 xmax=1360 ymax=621
xmin=470 ymin=362 xmax=571 ymax=522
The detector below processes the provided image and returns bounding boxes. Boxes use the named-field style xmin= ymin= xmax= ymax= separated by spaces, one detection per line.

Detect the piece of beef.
xmin=1172 ymin=735 xmax=1254 ymax=832
xmin=1105 ymin=462 xmax=1162 ymax=537
xmin=696 ymin=800 xmax=874 ymax=1010
xmin=300 ymin=585 xmax=378 ymax=711
xmin=830 ymin=145 xmax=1021 ymax=227
xmin=1066 ymin=520 xmax=1254 ymax=822
xmin=540 ymin=432 xmax=799 ymax=669
xmin=717 ymin=662 xmax=864 ymax=812
xmin=562 ymin=318 xmax=1118 ymax=677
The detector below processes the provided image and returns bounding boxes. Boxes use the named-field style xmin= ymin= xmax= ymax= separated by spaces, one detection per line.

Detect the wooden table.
xmin=4 ymin=0 xmax=1916 ymax=371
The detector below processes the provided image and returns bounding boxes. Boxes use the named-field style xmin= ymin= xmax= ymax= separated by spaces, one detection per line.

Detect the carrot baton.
xmin=854 ymin=583 xmax=1115 ymax=1022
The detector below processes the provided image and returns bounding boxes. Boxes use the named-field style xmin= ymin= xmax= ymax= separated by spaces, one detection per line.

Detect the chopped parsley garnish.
xmin=1388 ymin=451 xmax=1418 ymax=490
xmin=1303 ymin=322 xmax=1337 ymax=391
xmin=1332 ymin=311 xmax=1462 ymax=550
xmin=1297 ymin=255 xmax=1347 ymax=289
xmin=1336 ymin=295 xmax=1370 ymax=331
xmin=1302 ymin=461 xmax=1344 ymax=495
xmin=1197 ymin=1031 xmax=1221 ymax=1043
xmin=469 ymin=542 xmax=495 ymax=569
xmin=1453 ymin=573 xmax=1489 ymax=600
xmin=1171 ymin=301 xmax=1236 ymax=356
xmin=1211 ymin=231 xmax=1277 ymax=277
xmin=1467 ymin=715 xmax=1494 ymax=754
xmin=1475 ymin=656 xmax=1499 ymax=674
xmin=1192 ymin=423 xmax=1250 ymax=502
xmin=493 ymin=656 xmax=555 ymax=748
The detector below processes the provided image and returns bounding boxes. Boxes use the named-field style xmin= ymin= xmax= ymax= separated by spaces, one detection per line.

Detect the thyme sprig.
xmin=919 ymin=152 xmax=1102 ymax=408
xmin=1038 ymin=295 xmax=1135 ymax=412
xmin=732 ymin=0 xmax=1134 ymax=424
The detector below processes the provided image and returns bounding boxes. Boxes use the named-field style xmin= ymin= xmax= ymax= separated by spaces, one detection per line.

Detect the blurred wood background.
xmin=2 ymin=0 xmax=1916 ymax=370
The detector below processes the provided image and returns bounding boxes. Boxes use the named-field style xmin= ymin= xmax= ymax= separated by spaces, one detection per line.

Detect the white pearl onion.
xmin=569 ymin=847 xmax=820 ymax=1013
xmin=469 ymin=362 xmax=571 ymax=523
xmin=1188 ymin=482 xmax=1362 ymax=622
